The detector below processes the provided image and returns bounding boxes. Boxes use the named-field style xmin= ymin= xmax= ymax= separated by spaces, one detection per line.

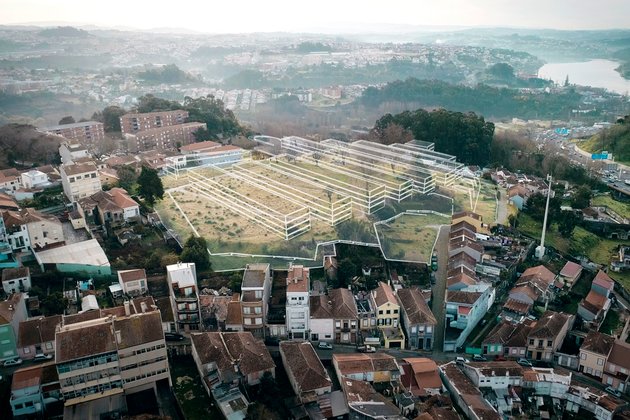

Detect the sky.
xmin=1 ymin=0 xmax=629 ymax=33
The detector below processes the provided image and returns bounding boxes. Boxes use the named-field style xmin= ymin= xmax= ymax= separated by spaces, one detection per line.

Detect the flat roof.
xmin=34 ymin=239 xmax=110 ymax=268
xmin=42 ymin=121 xmax=102 ymax=131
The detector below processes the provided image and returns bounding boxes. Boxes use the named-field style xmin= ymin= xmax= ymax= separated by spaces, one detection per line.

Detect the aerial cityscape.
xmin=1 ymin=1 xmax=630 ymax=419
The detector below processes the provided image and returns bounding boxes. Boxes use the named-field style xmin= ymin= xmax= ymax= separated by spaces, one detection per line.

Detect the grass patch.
xmin=376 ymin=213 xmax=449 ymax=262
xmin=170 ymin=355 xmax=220 ymax=420
xmin=600 ymin=310 xmax=622 ymax=337
xmin=591 ymin=194 xmax=630 ymax=218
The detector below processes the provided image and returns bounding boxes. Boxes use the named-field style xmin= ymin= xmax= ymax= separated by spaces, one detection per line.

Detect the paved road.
xmin=496 ymin=189 xmax=509 ymax=225
xmin=431 ymin=225 xmax=450 ymax=352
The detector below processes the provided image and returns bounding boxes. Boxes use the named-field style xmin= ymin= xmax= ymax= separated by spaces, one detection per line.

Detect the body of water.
xmin=538 ymin=59 xmax=630 ymax=95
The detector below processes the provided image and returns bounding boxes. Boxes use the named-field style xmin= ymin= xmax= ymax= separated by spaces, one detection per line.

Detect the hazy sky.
xmin=1 ymin=0 xmax=629 ymax=33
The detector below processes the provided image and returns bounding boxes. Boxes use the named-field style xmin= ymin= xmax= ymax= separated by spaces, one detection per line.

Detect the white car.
xmin=33 ymin=354 xmax=53 ymax=362
xmin=3 ymin=358 xmax=23 ymax=367
xmin=318 ymin=342 xmax=333 ymax=350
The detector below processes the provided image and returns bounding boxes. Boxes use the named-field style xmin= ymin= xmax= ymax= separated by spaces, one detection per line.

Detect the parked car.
xmin=33 ymin=354 xmax=53 ymax=362
xmin=517 ymin=358 xmax=533 ymax=367
xmin=605 ymin=386 xmax=622 ymax=398
xmin=472 ymin=354 xmax=487 ymax=361
xmin=357 ymin=345 xmax=376 ymax=353
xmin=456 ymin=357 xmax=470 ymax=364
xmin=3 ymin=358 xmax=22 ymax=367
xmin=164 ymin=332 xmax=185 ymax=341
xmin=318 ymin=342 xmax=333 ymax=350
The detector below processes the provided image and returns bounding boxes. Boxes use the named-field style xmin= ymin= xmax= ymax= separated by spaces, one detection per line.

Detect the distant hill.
xmin=137 ymin=64 xmax=197 ymax=84
xmin=38 ymin=26 xmax=90 ymax=37
xmin=579 ymin=115 xmax=630 ymax=165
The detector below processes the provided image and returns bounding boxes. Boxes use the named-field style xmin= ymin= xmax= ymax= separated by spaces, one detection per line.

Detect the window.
xmin=607 ymin=377 xmax=613 ymax=385
xmin=244 ymin=318 xmax=252 ymax=325
xmin=243 ymin=307 xmax=251 ymax=314
xmin=547 ymin=340 xmax=553 ymax=347
xmin=586 ymin=367 xmax=593 ymax=374
xmin=393 ymin=309 xmax=398 ymax=314
xmin=335 ymin=321 xmax=341 ymax=329
xmin=597 ymin=358 xmax=604 ymax=366
xmin=386 ymin=310 xmax=391 ymax=315
xmin=23 ymin=347 xmax=30 ymax=354
xmin=581 ymin=353 xmax=587 ymax=360
xmin=255 ymin=290 xmax=263 ymax=299
xmin=529 ymin=339 xmax=534 ymax=345
xmin=378 ymin=310 xmax=383 ymax=315
xmin=595 ymin=370 xmax=602 ymax=377
xmin=255 ymin=318 xmax=262 ymax=325
xmin=411 ymin=326 xmax=417 ymax=334
xmin=45 ymin=342 xmax=53 ymax=350
xmin=254 ymin=307 xmax=262 ymax=314
xmin=538 ymin=340 xmax=544 ymax=347
xmin=426 ymin=326 xmax=433 ymax=334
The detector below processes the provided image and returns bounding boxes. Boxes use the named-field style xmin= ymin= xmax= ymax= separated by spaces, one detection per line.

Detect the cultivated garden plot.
xmin=375 ymin=212 xmax=450 ymax=262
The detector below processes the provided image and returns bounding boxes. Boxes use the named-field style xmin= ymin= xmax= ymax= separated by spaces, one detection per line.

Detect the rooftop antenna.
xmin=535 ymin=174 xmax=552 ymax=260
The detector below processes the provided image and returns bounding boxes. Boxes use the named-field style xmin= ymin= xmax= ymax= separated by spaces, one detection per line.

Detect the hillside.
xmin=0 ymin=124 xmax=62 ymax=169
xmin=578 ymin=116 xmax=630 ymax=165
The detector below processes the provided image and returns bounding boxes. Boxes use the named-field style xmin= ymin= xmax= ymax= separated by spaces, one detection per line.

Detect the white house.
xmin=117 ymin=269 xmax=148 ymax=296
xmin=309 ymin=295 xmax=334 ymax=343
xmin=2 ymin=267 xmax=31 ymax=294
xmin=285 ymin=264 xmax=310 ymax=340
xmin=20 ymin=170 xmax=49 ymax=189
xmin=167 ymin=262 xmax=201 ymax=333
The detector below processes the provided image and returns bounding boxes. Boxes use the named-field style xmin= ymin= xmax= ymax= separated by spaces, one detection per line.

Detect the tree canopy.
xmin=371 ymin=108 xmax=494 ymax=166
xmin=135 ymin=94 xmax=243 ymax=139
xmin=58 ymin=115 xmax=75 ymax=125
xmin=180 ymin=235 xmax=211 ymax=271
xmin=137 ymin=166 xmax=164 ymax=206
xmin=91 ymin=105 xmax=126 ymax=132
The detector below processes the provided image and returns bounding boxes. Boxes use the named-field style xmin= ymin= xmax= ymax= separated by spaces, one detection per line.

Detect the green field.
xmin=591 ymin=194 xmax=630 ymax=218
xmin=376 ymin=212 xmax=450 ymax=262
xmin=518 ymin=213 xmax=630 ymax=290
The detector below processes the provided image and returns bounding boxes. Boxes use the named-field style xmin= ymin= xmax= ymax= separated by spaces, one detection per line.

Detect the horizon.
xmin=1 ymin=0 xmax=630 ymax=34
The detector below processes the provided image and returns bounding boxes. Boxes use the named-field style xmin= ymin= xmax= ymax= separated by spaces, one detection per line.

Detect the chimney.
xmin=115 ymin=330 xmax=122 ymax=344
xmin=124 ymin=300 xmax=130 ymax=316
xmin=140 ymin=302 xmax=148 ymax=313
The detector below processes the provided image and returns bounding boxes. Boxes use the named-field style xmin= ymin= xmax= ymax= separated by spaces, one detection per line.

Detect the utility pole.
xmin=535 ymin=174 xmax=552 ymax=260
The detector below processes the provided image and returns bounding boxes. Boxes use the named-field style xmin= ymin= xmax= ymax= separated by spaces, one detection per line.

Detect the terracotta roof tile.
xmin=280 ymin=341 xmax=331 ymax=393
xmin=397 ymin=288 xmax=437 ymax=326
xmin=581 ymin=331 xmax=615 ymax=356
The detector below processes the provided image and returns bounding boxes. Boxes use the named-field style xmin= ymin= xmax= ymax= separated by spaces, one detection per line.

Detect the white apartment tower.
xmin=286 ymin=264 xmax=310 ymax=340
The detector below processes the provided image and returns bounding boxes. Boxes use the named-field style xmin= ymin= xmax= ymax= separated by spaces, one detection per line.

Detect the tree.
xmin=137 ymin=166 xmax=164 ymax=206
xmin=571 ymin=186 xmax=592 ymax=210
xmin=180 ymin=235 xmax=211 ymax=271
xmin=93 ymin=106 xmax=126 ymax=132
xmin=116 ymin=165 xmax=138 ymax=191
xmin=558 ymin=211 xmax=580 ymax=237
xmin=41 ymin=292 xmax=68 ymax=316
xmin=58 ymin=116 xmax=75 ymax=125
xmin=337 ymin=257 xmax=358 ymax=288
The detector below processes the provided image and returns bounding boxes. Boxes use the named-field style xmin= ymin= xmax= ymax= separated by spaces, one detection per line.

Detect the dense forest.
xmin=371 ymin=109 xmax=494 ymax=166
xmin=360 ymin=78 xmax=585 ymax=120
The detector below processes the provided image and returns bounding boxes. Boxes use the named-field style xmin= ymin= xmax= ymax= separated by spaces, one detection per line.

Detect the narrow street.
xmin=431 ymin=225 xmax=450 ymax=352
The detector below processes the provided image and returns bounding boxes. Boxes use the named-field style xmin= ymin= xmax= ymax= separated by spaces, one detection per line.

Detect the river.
xmin=537 ymin=59 xmax=630 ymax=95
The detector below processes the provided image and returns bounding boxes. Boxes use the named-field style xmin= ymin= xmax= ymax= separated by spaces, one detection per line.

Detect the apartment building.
xmin=285 ymin=264 xmax=310 ymax=340
xmin=119 ymin=110 xmax=189 ymax=135
xmin=0 ymin=168 xmax=21 ymax=194
xmin=17 ymin=314 xmax=62 ymax=360
xmin=60 ymin=162 xmax=102 ymax=202
xmin=240 ymin=263 xmax=271 ymax=338
xmin=125 ymin=122 xmax=206 ymax=152
xmin=41 ymin=121 xmax=105 ymax=148
xmin=166 ymin=262 xmax=201 ymax=333
xmin=55 ymin=310 xmax=169 ymax=415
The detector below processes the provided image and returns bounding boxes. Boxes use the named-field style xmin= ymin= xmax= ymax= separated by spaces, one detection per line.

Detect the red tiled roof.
xmin=374 ymin=281 xmax=397 ymax=307
xmin=593 ymin=270 xmax=614 ymax=291
xmin=503 ymin=298 xmax=532 ymax=314
xmin=559 ymin=261 xmax=582 ymax=279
